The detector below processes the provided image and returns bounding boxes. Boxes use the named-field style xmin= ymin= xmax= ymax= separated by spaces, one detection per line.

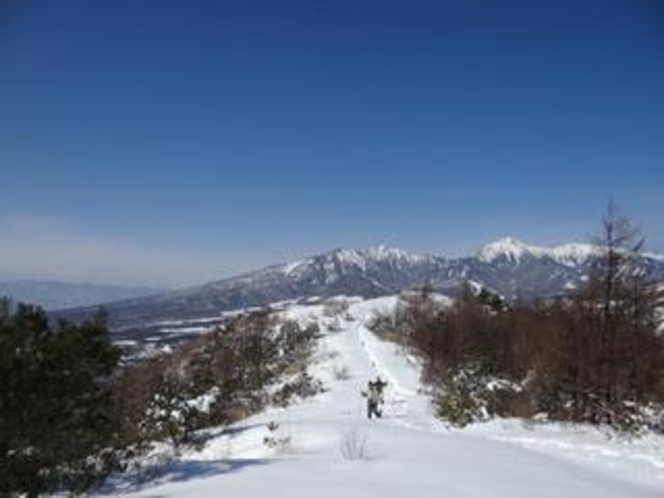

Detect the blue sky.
xmin=1 ymin=0 xmax=663 ymax=286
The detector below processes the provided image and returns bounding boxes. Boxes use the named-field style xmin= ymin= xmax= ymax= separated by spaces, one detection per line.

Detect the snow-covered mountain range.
xmin=60 ymin=237 xmax=664 ymax=331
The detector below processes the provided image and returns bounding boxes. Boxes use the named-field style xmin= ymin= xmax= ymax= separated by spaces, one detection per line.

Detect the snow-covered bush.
xmin=263 ymin=421 xmax=295 ymax=455
xmin=367 ymin=313 xmax=401 ymax=342
xmin=435 ymin=368 xmax=489 ymax=427
xmin=144 ymin=374 xmax=206 ymax=451
xmin=334 ymin=365 xmax=352 ymax=381
xmin=434 ymin=366 xmax=527 ymax=427
xmin=323 ymin=297 xmax=350 ymax=317
xmin=272 ymin=369 xmax=325 ymax=407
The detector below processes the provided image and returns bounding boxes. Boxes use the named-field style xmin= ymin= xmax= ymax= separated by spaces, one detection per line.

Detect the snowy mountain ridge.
xmin=282 ymin=245 xmax=434 ymax=277
xmin=477 ymin=237 xmax=601 ymax=265
xmin=59 ymin=237 xmax=664 ymax=332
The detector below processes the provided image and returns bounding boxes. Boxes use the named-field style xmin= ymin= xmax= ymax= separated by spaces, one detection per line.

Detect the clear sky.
xmin=1 ymin=0 xmax=663 ymax=287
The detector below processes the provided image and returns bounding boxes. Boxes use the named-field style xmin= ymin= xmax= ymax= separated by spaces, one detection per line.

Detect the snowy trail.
xmin=107 ymin=298 xmax=664 ymax=497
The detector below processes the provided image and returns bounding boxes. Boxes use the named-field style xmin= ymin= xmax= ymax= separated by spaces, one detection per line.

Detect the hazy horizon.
xmin=1 ymin=228 xmax=662 ymax=289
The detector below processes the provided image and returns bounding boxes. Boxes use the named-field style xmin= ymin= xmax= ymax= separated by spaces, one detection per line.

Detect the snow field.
xmin=105 ymin=297 xmax=664 ymax=497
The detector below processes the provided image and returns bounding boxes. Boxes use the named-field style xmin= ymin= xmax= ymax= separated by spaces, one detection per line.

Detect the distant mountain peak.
xmin=319 ymin=245 xmax=429 ymax=264
xmin=279 ymin=245 xmax=430 ymax=279
xmin=363 ymin=244 xmax=429 ymax=262
xmin=477 ymin=237 xmax=600 ymax=265
xmin=477 ymin=237 xmax=539 ymax=263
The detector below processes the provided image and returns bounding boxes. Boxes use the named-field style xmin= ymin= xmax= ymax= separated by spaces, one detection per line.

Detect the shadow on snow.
xmin=97 ymin=457 xmax=269 ymax=495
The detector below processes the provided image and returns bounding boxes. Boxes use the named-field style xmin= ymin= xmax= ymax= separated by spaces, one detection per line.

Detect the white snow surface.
xmin=103 ymin=296 xmax=664 ymax=497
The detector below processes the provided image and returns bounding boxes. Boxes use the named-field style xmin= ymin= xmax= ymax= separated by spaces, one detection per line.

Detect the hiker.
xmin=363 ymin=380 xmax=381 ymax=419
xmin=362 ymin=376 xmax=388 ymax=419
xmin=373 ymin=376 xmax=388 ymax=404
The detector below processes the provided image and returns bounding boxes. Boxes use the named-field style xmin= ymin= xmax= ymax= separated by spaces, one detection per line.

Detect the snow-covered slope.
xmin=102 ymin=297 xmax=664 ymax=497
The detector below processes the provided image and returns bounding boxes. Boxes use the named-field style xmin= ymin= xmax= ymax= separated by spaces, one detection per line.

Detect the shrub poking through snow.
xmin=263 ymin=421 xmax=294 ymax=454
xmin=145 ymin=374 xmax=205 ymax=451
xmin=334 ymin=365 xmax=352 ymax=381
xmin=323 ymin=297 xmax=350 ymax=317
xmin=339 ymin=430 xmax=369 ymax=461
xmin=435 ymin=367 xmax=489 ymax=427
xmin=272 ymin=369 xmax=325 ymax=407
